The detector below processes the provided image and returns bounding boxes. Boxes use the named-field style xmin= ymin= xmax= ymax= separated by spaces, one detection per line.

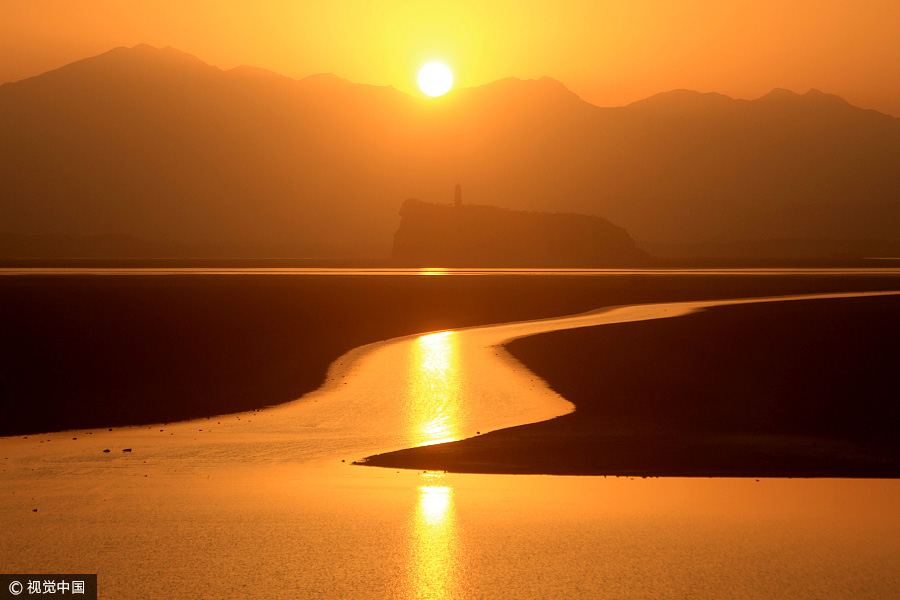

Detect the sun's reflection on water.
xmin=417 ymin=268 xmax=449 ymax=276
xmin=406 ymin=475 xmax=459 ymax=600
xmin=401 ymin=333 xmax=463 ymax=597
xmin=419 ymin=484 xmax=452 ymax=526
xmin=408 ymin=331 xmax=461 ymax=447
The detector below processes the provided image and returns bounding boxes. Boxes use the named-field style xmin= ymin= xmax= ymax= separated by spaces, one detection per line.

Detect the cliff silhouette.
xmin=1 ymin=44 xmax=898 ymax=259
xmin=392 ymin=199 xmax=648 ymax=266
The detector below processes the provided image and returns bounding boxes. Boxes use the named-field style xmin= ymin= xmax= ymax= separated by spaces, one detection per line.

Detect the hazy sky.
xmin=2 ymin=0 xmax=899 ymax=115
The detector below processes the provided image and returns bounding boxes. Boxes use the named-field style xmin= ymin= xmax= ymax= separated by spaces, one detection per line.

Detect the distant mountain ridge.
xmin=1 ymin=44 xmax=897 ymax=258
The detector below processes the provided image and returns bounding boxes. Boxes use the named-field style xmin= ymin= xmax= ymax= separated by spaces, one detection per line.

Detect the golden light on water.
xmin=408 ymin=331 xmax=461 ymax=447
xmin=407 ymin=479 xmax=458 ymax=600
xmin=405 ymin=333 xmax=462 ymax=598
xmin=419 ymin=484 xmax=453 ymax=526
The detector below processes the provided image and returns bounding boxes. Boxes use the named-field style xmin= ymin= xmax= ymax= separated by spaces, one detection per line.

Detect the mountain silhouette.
xmin=1 ymin=44 xmax=898 ymax=258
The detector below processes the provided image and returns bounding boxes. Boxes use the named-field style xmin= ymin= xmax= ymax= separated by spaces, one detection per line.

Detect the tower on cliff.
xmin=454 ymin=183 xmax=462 ymax=207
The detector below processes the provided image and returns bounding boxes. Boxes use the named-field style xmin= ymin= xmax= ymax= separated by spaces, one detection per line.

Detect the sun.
xmin=418 ymin=62 xmax=453 ymax=97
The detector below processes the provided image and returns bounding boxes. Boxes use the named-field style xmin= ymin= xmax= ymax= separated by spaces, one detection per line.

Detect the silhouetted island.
xmin=392 ymin=198 xmax=648 ymax=266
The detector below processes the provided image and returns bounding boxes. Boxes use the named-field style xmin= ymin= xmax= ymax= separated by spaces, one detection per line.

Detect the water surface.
xmin=1 ymin=291 xmax=898 ymax=599
xmin=3 ymin=266 xmax=900 ymax=276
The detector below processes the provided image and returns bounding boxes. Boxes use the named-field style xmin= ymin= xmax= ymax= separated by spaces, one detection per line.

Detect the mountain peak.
xmin=457 ymin=75 xmax=589 ymax=109
xmin=625 ymin=89 xmax=739 ymax=112
xmin=101 ymin=43 xmax=212 ymax=67
xmin=757 ymin=87 xmax=851 ymax=108
xmin=0 ymin=44 xmax=219 ymax=93
xmin=535 ymin=75 xmax=568 ymax=87
xmin=802 ymin=88 xmax=851 ymax=107
xmin=759 ymin=87 xmax=799 ymax=101
xmin=299 ymin=72 xmax=351 ymax=86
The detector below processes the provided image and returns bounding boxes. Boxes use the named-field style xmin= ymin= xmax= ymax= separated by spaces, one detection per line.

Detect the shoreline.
xmin=361 ymin=293 xmax=900 ymax=477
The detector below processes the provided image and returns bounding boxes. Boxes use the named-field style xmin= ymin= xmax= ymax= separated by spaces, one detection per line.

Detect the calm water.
xmin=1 ymin=291 xmax=898 ymax=599
xmin=3 ymin=267 xmax=900 ymax=276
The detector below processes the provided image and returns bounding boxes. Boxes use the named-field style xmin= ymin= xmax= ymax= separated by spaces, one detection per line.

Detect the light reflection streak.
xmin=403 ymin=333 xmax=463 ymax=597
xmin=407 ymin=477 xmax=459 ymax=600
xmin=408 ymin=331 xmax=461 ymax=447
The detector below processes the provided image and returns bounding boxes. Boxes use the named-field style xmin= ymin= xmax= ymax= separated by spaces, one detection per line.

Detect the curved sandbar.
xmin=361 ymin=291 xmax=900 ymax=477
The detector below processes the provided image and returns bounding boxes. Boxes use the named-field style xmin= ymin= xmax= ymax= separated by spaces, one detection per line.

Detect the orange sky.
xmin=2 ymin=0 xmax=899 ymax=115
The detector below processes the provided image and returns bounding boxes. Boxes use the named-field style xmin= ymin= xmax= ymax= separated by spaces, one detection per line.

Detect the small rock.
xmin=103 ymin=449 xmax=111 ymax=453
xmin=122 ymin=448 xmax=132 ymax=453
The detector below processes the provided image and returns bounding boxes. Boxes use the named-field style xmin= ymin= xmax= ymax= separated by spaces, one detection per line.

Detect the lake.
xmin=1 ymin=271 xmax=898 ymax=599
